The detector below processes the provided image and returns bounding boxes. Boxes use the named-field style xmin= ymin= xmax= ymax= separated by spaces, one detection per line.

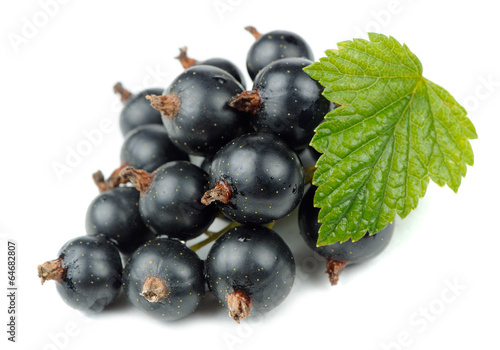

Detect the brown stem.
xmin=107 ymin=162 xmax=130 ymax=189
xmin=201 ymin=181 xmax=233 ymax=205
xmin=228 ymin=89 xmax=262 ymax=115
xmin=146 ymin=94 xmax=181 ymax=120
xmin=92 ymin=170 xmax=110 ymax=193
xmin=38 ymin=258 xmax=65 ymax=285
xmin=325 ymin=259 xmax=347 ymax=286
xmin=120 ymin=166 xmax=153 ymax=195
xmin=92 ymin=163 xmax=131 ymax=193
xmin=113 ymin=82 xmax=132 ymax=103
xmin=244 ymin=26 xmax=262 ymax=40
xmin=140 ymin=276 xmax=168 ymax=302
xmin=227 ymin=290 xmax=252 ymax=323
xmin=175 ymin=46 xmax=197 ymax=69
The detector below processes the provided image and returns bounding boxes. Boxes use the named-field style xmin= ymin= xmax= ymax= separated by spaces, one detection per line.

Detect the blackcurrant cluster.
xmin=38 ymin=26 xmax=395 ymax=323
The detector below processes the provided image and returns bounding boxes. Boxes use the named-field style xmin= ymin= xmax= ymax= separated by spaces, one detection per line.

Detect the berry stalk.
xmin=189 ymin=221 xmax=240 ymax=252
xmin=113 ymin=82 xmax=132 ymax=103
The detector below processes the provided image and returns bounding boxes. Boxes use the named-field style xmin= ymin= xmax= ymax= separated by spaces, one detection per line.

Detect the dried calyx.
xmin=175 ymin=46 xmax=197 ymax=69
xmin=228 ymin=89 xmax=262 ymax=115
xmin=245 ymin=26 xmax=262 ymax=40
xmin=37 ymin=258 xmax=66 ymax=285
xmin=92 ymin=163 xmax=130 ymax=193
xmin=146 ymin=94 xmax=181 ymax=120
xmin=140 ymin=276 xmax=168 ymax=302
xmin=113 ymin=82 xmax=133 ymax=103
xmin=120 ymin=166 xmax=153 ymax=195
xmin=227 ymin=290 xmax=252 ymax=324
xmin=201 ymin=180 xmax=233 ymax=205
xmin=325 ymin=259 xmax=347 ymax=286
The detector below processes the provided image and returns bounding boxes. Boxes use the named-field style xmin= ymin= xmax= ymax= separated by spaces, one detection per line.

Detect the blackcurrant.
xmin=120 ymin=124 xmax=189 ymax=172
xmin=245 ymin=26 xmax=314 ymax=80
xmin=38 ymin=236 xmax=122 ymax=312
xmin=175 ymin=46 xmax=247 ymax=88
xmin=202 ymin=132 xmax=304 ymax=225
xmin=146 ymin=65 xmax=252 ymax=157
xmin=123 ymin=238 xmax=205 ymax=321
xmin=85 ymin=166 xmax=153 ymax=254
xmin=206 ymin=225 xmax=295 ymax=323
xmin=298 ymin=186 xmax=395 ymax=285
xmin=230 ymin=58 xmax=330 ymax=150
xmin=114 ymin=82 xmax=163 ymax=136
xmin=120 ymin=161 xmax=217 ymax=240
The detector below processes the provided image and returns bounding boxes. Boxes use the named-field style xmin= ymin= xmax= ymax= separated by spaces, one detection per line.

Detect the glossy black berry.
xmin=85 ymin=168 xmax=153 ymax=254
xmin=38 ymin=236 xmax=122 ymax=312
xmin=230 ymin=58 xmax=330 ymax=150
xmin=202 ymin=133 xmax=304 ymax=224
xmin=121 ymin=161 xmax=217 ymax=240
xmin=298 ymin=186 xmax=395 ymax=285
xmin=245 ymin=26 xmax=314 ymax=80
xmin=114 ymin=83 xmax=163 ymax=136
xmin=299 ymin=146 xmax=321 ymax=169
xmin=202 ymin=132 xmax=304 ymax=225
xmin=206 ymin=225 xmax=295 ymax=323
xmin=146 ymin=65 xmax=252 ymax=157
xmin=123 ymin=238 xmax=205 ymax=321
xmin=176 ymin=46 xmax=246 ymax=87
xmin=120 ymin=124 xmax=189 ymax=173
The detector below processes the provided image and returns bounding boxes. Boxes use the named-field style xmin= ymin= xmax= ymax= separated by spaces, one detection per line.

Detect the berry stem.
xmin=201 ymin=180 xmax=233 ymax=205
xmin=140 ymin=276 xmax=168 ymax=302
xmin=325 ymin=259 xmax=347 ymax=286
xmin=107 ymin=162 xmax=131 ymax=189
xmin=228 ymin=89 xmax=262 ymax=115
xmin=120 ymin=166 xmax=153 ymax=195
xmin=175 ymin=46 xmax=197 ymax=69
xmin=227 ymin=290 xmax=252 ymax=323
xmin=92 ymin=163 xmax=131 ymax=193
xmin=244 ymin=26 xmax=262 ymax=40
xmin=92 ymin=170 xmax=110 ymax=193
xmin=37 ymin=258 xmax=65 ymax=285
xmin=189 ymin=221 xmax=240 ymax=252
xmin=304 ymin=166 xmax=316 ymax=185
xmin=146 ymin=94 xmax=181 ymax=120
xmin=113 ymin=82 xmax=132 ymax=103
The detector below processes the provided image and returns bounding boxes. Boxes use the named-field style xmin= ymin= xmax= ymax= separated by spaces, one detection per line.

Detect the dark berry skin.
xmin=38 ymin=236 xmax=122 ymax=312
xmin=299 ymin=146 xmax=321 ymax=169
xmin=206 ymin=225 xmax=295 ymax=323
xmin=176 ymin=47 xmax=246 ymax=88
xmin=121 ymin=124 xmax=189 ymax=172
xmin=119 ymin=87 xmax=164 ymax=135
xmin=123 ymin=238 xmax=205 ymax=321
xmin=123 ymin=161 xmax=216 ymax=240
xmin=246 ymin=29 xmax=314 ymax=80
xmin=234 ymin=58 xmax=330 ymax=151
xmin=299 ymin=186 xmax=394 ymax=284
xmin=85 ymin=186 xmax=153 ymax=255
xmin=201 ymin=58 xmax=247 ymax=88
xmin=153 ymin=65 xmax=252 ymax=157
xmin=203 ymin=132 xmax=304 ymax=225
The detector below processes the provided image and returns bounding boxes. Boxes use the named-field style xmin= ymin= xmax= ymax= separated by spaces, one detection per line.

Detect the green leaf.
xmin=304 ymin=33 xmax=477 ymax=246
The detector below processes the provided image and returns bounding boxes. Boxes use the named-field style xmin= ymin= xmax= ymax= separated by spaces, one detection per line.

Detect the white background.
xmin=1 ymin=0 xmax=499 ymax=349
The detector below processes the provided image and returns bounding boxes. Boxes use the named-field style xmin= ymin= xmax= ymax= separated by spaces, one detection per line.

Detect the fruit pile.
xmin=37 ymin=26 xmax=394 ymax=323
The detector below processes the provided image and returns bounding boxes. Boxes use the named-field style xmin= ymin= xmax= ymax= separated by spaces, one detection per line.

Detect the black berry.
xmin=206 ymin=225 xmax=295 ymax=323
xmin=147 ymin=65 xmax=252 ymax=157
xmin=123 ymin=238 xmax=205 ymax=321
xmin=202 ymin=132 xmax=304 ymax=225
xmin=114 ymin=82 xmax=163 ymax=136
xmin=175 ymin=46 xmax=247 ymax=88
xmin=85 ymin=167 xmax=153 ymax=254
xmin=245 ymin=26 xmax=314 ymax=80
xmin=120 ymin=124 xmax=189 ymax=172
xmin=38 ymin=236 xmax=122 ymax=312
xmin=121 ymin=161 xmax=216 ymax=240
xmin=298 ymin=186 xmax=395 ymax=285
xmin=230 ymin=58 xmax=330 ymax=150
